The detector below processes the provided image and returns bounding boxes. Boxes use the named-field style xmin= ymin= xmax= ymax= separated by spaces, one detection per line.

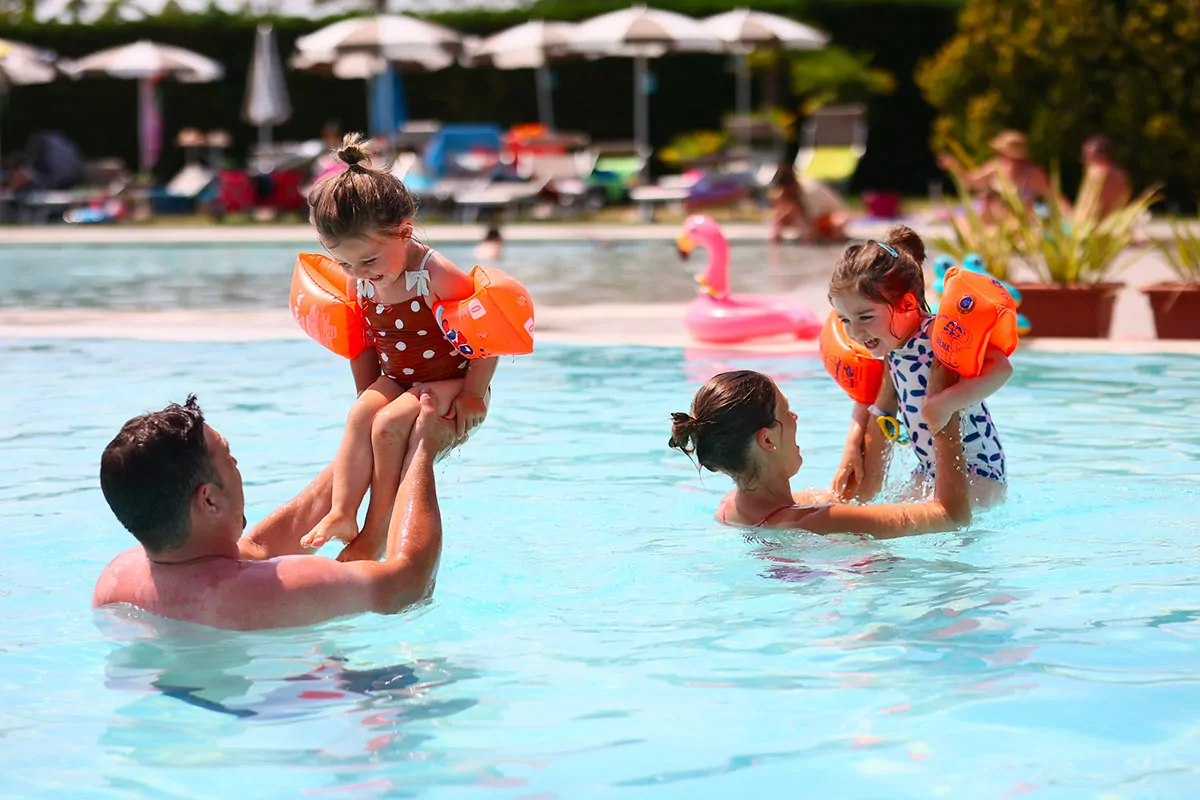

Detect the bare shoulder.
xmin=423 ymin=248 xmax=475 ymax=300
xmin=92 ymin=547 xmax=151 ymax=607
xmin=793 ymin=488 xmax=839 ymax=506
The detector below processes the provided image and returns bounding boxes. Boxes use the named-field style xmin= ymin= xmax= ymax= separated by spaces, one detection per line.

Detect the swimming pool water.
xmin=2 ymin=340 xmax=1199 ymax=798
xmin=0 ymin=241 xmax=843 ymax=310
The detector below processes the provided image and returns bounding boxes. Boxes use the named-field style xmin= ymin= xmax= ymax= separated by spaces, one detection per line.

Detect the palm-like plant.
xmin=996 ymin=169 xmax=1160 ymax=285
xmin=1155 ymin=217 xmax=1200 ymax=284
xmin=929 ymin=141 xmax=1016 ymax=281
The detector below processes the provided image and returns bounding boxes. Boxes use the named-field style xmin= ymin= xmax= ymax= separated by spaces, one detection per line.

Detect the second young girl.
xmin=301 ymin=134 xmax=497 ymax=556
xmin=827 ymin=226 xmax=1012 ymax=508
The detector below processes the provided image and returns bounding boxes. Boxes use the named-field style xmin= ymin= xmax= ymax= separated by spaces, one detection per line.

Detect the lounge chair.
xmin=793 ymin=104 xmax=868 ymax=193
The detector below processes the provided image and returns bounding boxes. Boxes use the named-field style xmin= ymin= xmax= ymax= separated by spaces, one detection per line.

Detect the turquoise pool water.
xmin=0 ymin=241 xmax=841 ymax=309
xmin=2 ymin=340 xmax=1199 ymax=797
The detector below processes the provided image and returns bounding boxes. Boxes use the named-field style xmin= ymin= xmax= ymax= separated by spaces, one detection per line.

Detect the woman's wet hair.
xmin=308 ymin=133 xmax=417 ymax=245
xmin=828 ymin=225 xmax=929 ymax=312
xmin=669 ymin=370 xmax=778 ymax=479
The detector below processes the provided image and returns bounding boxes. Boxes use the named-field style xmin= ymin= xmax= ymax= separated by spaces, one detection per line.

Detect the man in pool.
xmin=93 ymin=392 xmax=456 ymax=630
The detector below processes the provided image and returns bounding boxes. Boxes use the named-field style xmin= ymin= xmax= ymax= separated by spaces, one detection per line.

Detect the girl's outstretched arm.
xmin=922 ymin=347 xmax=1012 ymax=433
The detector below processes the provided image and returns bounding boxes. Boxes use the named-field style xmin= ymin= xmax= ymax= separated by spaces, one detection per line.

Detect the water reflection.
xmin=97 ymin=610 xmax=478 ymax=769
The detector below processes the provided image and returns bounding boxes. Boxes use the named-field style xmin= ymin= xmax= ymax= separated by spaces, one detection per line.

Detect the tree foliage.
xmin=917 ymin=0 xmax=1200 ymax=197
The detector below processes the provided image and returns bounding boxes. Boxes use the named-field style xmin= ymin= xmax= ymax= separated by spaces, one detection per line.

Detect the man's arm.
xmin=219 ymin=395 xmax=454 ymax=629
xmin=238 ymin=465 xmax=332 ymax=559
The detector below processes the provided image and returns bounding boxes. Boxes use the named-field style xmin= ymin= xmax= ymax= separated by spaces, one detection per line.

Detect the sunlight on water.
xmin=0 ymin=241 xmax=845 ymax=310
xmin=1 ymin=340 xmax=1198 ymax=797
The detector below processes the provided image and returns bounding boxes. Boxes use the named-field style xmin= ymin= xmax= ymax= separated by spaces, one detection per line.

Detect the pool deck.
xmin=2 ymin=221 xmax=1198 ymax=354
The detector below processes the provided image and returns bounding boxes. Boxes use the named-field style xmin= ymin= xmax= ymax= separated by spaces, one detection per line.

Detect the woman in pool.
xmin=669 ymin=369 xmax=971 ymax=536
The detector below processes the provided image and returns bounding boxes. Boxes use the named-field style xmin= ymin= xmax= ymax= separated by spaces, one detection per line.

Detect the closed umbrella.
xmin=465 ymin=20 xmax=576 ymax=130
xmin=66 ymin=40 xmax=223 ymax=175
xmin=242 ymin=24 xmax=292 ymax=147
xmin=701 ymin=10 xmax=828 ymax=147
xmin=569 ymin=5 xmax=722 ymax=177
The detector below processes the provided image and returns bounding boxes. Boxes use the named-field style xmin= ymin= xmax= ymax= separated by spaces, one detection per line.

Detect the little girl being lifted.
xmin=828 ymin=226 xmax=1012 ymax=508
xmin=302 ymin=134 xmax=496 ymax=555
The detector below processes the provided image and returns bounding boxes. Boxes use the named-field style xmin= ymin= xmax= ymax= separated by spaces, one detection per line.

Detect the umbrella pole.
xmin=735 ymin=51 xmax=751 ymax=150
xmin=633 ymin=54 xmax=649 ymax=181
xmin=258 ymin=124 xmax=270 ymax=148
xmin=535 ymin=66 xmax=555 ymax=130
xmin=365 ymin=77 xmax=375 ymax=139
xmin=138 ymin=77 xmax=149 ymax=175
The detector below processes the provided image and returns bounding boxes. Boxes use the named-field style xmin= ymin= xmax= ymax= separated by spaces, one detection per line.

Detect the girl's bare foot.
xmin=301 ymin=510 xmax=359 ymax=549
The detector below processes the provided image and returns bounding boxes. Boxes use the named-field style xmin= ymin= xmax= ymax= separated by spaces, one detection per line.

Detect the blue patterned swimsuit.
xmin=887 ymin=315 xmax=1007 ymax=483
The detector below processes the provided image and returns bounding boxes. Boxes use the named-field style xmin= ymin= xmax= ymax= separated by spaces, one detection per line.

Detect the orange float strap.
xmin=290 ymin=253 xmax=371 ymax=360
xmin=818 ymin=311 xmax=885 ymax=405
xmin=435 ymin=265 xmax=535 ymax=359
xmin=932 ymin=267 xmax=1020 ymax=378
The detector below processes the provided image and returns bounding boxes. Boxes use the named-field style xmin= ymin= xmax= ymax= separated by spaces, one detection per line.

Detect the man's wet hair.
xmin=100 ymin=395 xmax=219 ymax=553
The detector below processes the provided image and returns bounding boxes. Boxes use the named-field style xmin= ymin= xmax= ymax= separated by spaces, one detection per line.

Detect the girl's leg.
xmin=339 ymin=379 xmax=464 ymax=562
xmin=970 ymin=474 xmax=1007 ymax=509
xmin=303 ymin=376 xmax=403 ymax=548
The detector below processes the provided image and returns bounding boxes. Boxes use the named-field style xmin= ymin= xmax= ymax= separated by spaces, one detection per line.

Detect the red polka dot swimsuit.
xmin=355 ymin=248 xmax=469 ymax=387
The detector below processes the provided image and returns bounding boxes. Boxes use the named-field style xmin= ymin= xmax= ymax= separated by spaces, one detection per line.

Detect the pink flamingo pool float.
xmin=677 ymin=215 xmax=821 ymax=344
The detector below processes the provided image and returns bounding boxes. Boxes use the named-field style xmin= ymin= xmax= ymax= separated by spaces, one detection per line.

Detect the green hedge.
xmin=918 ymin=0 xmax=1200 ymax=203
xmin=1 ymin=1 xmax=960 ymax=195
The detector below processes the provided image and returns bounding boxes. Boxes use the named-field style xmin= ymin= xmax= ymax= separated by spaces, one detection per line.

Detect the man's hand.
xmin=444 ymin=391 xmax=488 ymax=444
xmin=416 ymin=392 xmax=459 ymax=456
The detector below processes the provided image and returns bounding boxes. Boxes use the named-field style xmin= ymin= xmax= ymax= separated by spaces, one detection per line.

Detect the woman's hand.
xmin=445 ymin=391 xmax=488 ymax=442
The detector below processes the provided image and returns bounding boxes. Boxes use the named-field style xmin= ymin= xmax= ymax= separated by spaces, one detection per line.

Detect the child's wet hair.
xmin=828 ymin=225 xmax=930 ymax=312
xmin=308 ymin=133 xmax=417 ymax=245
xmin=669 ymin=370 xmax=777 ymax=479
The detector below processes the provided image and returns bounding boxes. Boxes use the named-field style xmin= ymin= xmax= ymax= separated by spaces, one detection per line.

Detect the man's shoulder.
xmin=92 ymin=547 xmax=150 ymax=608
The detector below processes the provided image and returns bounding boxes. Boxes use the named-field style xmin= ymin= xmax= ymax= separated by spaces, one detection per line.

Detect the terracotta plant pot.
xmin=1142 ymin=283 xmax=1200 ymax=339
xmin=1010 ymin=283 xmax=1123 ymax=338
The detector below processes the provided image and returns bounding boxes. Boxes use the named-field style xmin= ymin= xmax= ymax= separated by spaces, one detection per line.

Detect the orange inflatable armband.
xmin=435 ymin=266 xmax=535 ymax=359
xmin=290 ymin=253 xmax=371 ymax=360
xmin=818 ymin=311 xmax=885 ymax=404
xmin=932 ymin=267 xmax=1020 ymax=378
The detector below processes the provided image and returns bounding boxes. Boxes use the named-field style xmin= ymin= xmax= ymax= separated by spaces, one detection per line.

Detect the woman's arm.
xmin=771 ymin=366 xmax=970 ymax=536
xmin=350 ymin=350 xmax=381 ymax=396
xmin=771 ymin=408 xmax=971 ymax=537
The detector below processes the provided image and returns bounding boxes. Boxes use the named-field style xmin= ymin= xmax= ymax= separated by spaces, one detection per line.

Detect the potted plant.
xmin=930 ymin=143 xmax=1017 ymax=282
xmin=996 ymin=171 xmax=1160 ymax=338
xmin=1145 ymin=218 xmax=1200 ymax=339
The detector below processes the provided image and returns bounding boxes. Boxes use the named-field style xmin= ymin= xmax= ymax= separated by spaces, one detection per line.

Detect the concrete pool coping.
xmin=3 ymin=219 xmax=1198 ymax=354
xmin=2 ymin=218 xmax=1199 ymax=245
xmin=1 ymin=306 xmax=1198 ymax=355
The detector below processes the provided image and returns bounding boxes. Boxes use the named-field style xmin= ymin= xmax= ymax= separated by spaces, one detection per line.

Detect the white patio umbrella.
xmin=0 ymin=38 xmax=59 ymax=87
xmin=242 ymin=23 xmax=292 ymax=146
xmin=701 ymin=10 xmax=828 ymax=146
xmin=66 ymin=40 xmax=224 ymax=174
xmin=569 ymin=5 xmax=722 ymax=177
xmin=465 ymin=20 xmax=576 ymax=130
xmin=292 ymin=14 xmax=463 ymax=140
xmin=293 ymin=14 xmax=463 ymax=65
xmin=0 ymin=39 xmax=63 ymax=160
